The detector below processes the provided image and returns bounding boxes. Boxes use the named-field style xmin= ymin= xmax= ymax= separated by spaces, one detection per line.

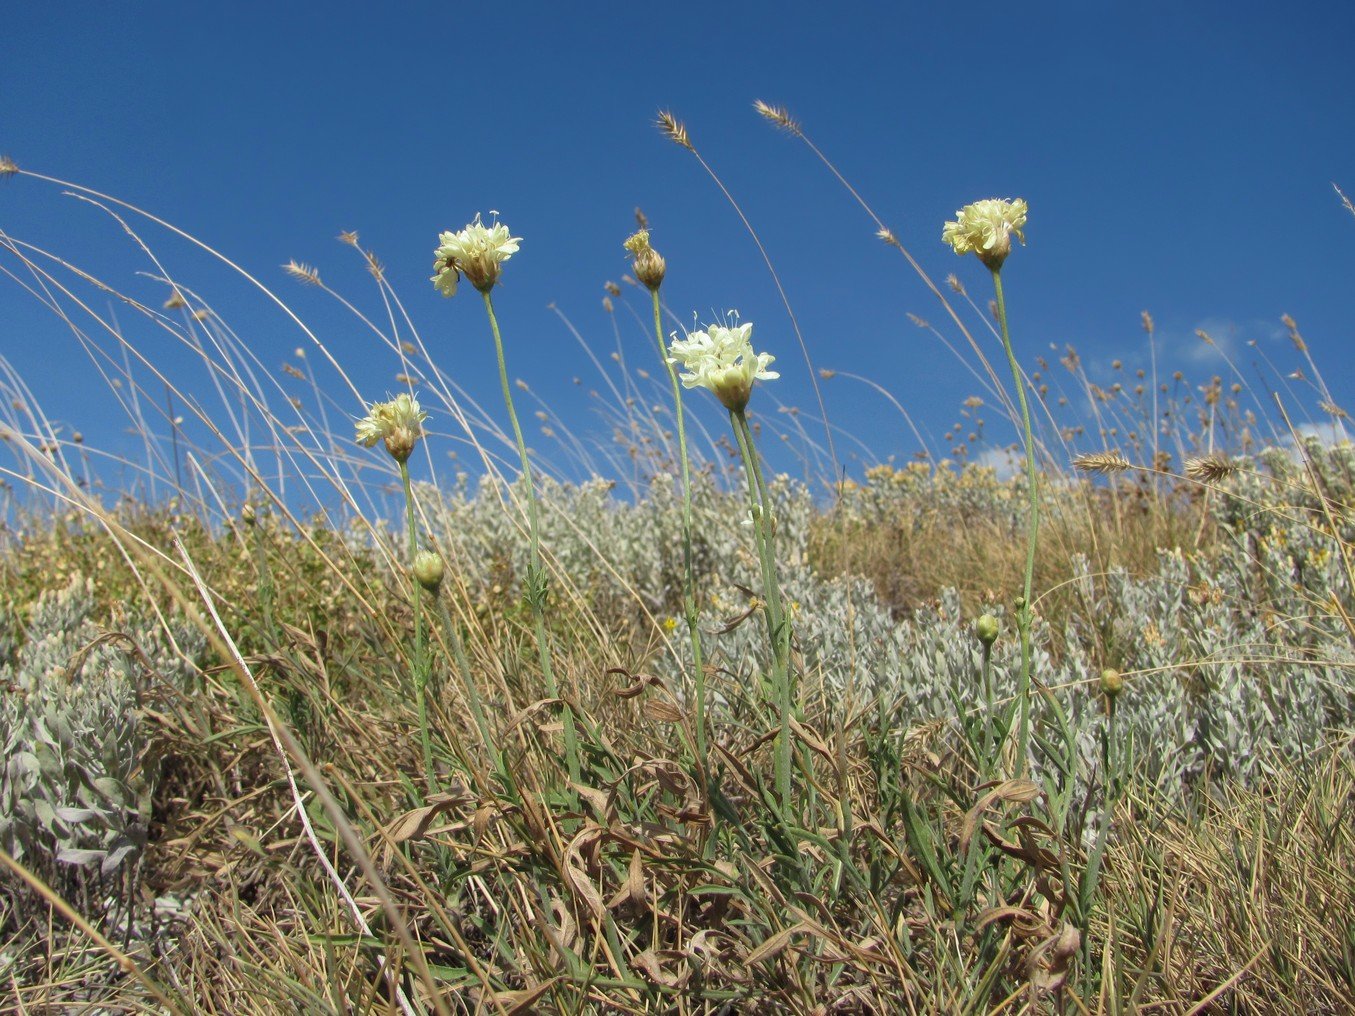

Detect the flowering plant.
xmin=667 ymin=320 xmax=778 ymax=412
xmin=942 ymin=198 xmax=1028 ymax=269
xmin=432 ymin=214 xmax=521 ymax=295
xmin=355 ymin=392 xmax=428 ymax=463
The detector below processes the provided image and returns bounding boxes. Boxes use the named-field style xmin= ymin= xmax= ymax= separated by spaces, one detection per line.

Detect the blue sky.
xmin=2 ymin=2 xmax=1352 ymax=499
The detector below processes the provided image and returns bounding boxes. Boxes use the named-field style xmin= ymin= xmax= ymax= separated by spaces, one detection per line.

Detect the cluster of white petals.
xmin=355 ymin=392 xmax=428 ymax=462
xmin=431 ymin=214 xmax=521 ymax=295
xmin=942 ymin=198 xmax=1028 ymax=268
xmin=667 ymin=320 xmax=778 ymax=412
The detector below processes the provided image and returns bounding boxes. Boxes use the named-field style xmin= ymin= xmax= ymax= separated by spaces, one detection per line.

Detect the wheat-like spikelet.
xmin=1185 ymin=453 xmax=1238 ymax=483
xmin=1319 ymin=400 xmax=1348 ymax=420
xmin=0 ymin=155 xmax=18 ymax=176
xmin=753 ymin=99 xmax=799 ymax=134
xmin=1073 ymin=451 xmax=1132 ymax=474
xmin=1335 ymin=182 xmax=1355 ymax=219
xmin=1282 ymin=314 xmax=1306 ymax=352
xmin=283 ymin=260 xmax=322 ymax=286
xmin=656 ymin=110 xmax=693 ymax=151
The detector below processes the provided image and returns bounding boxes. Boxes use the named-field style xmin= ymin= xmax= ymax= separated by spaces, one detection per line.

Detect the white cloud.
xmin=966 ymin=444 xmax=1023 ymax=480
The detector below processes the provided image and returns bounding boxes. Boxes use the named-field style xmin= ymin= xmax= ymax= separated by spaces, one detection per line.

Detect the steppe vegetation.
xmin=0 ymin=113 xmax=1352 ymax=1014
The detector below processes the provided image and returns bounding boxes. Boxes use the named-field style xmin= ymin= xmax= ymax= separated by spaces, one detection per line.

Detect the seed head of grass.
xmin=753 ymin=99 xmax=800 ymax=134
xmin=1073 ymin=451 xmax=1132 ymax=475
xmin=283 ymin=260 xmax=322 ymax=286
xmin=0 ymin=155 xmax=18 ymax=177
xmin=656 ymin=110 xmax=693 ymax=151
xmin=1185 ymin=453 xmax=1239 ymax=483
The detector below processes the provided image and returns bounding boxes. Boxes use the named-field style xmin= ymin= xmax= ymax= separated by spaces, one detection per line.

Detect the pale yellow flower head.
xmin=623 ymin=229 xmax=666 ymax=291
xmin=942 ymin=198 xmax=1028 ymax=269
xmin=355 ymin=392 xmax=428 ymax=463
xmin=432 ymin=213 xmax=521 ymax=295
xmin=667 ymin=319 xmax=778 ymax=412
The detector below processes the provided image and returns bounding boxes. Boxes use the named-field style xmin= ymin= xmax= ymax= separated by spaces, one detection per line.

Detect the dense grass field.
xmin=1 ymin=139 xmax=1353 ymax=1014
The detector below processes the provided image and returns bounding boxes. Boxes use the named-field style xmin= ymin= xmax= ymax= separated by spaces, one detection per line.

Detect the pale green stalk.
xmin=730 ymin=408 xmax=794 ymax=811
xmin=401 ymin=462 xmax=435 ymax=793
xmin=990 ymin=268 xmax=1039 ymax=776
xmin=481 ymin=289 xmax=581 ymax=783
xmin=649 ymin=290 xmax=707 ymax=760
xmin=432 ymin=593 xmax=514 ymax=794
xmin=980 ymin=635 xmax=996 ymax=777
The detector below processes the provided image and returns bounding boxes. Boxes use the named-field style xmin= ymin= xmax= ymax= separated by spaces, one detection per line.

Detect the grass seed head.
xmin=1073 ymin=451 xmax=1132 ymax=475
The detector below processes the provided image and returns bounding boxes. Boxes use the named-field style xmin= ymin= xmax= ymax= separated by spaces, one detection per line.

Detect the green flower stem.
xmin=990 ymin=267 xmax=1039 ymax=777
xmin=249 ymin=516 xmax=275 ymax=635
xmin=481 ymin=289 xmax=581 ymax=784
xmin=650 ymin=290 xmax=707 ymax=761
xmin=730 ymin=408 xmax=794 ymax=812
xmin=433 ymin=593 xmax=513 ymax=794
xmin=980 ymin=639 xmax=995 ymax=778
xmin=401 ymin=461 xmax=435 ymax=794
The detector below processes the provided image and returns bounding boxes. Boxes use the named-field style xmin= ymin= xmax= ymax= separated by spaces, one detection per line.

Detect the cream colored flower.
xmin=355 ymin=392 xmax=428 ymax=463
xmin=623 ymin=229 xmax=666 ymax=291
xmin=942 ymin=198 xmax=1028 ymax=269
xmin=432 ymin=214 xmax=521 ymax=295
xmin=667 ymin=320 xmax=778 ymax=412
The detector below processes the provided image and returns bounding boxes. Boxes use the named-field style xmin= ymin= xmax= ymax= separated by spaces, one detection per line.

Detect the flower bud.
xmin=241 ymin=504 xmax=257 ymax=527
xmin=976 ymin=613 xmax=999 ymax=647
xmin=1100 ymin=667 xmax=1123 ymax=700
xmin=384 ymin=427 xmax=418 ymax=464
xmin=623 ymin=230 xmax=666 ymax=291
xmin=413 ymin=550 xmax=445 ymax=595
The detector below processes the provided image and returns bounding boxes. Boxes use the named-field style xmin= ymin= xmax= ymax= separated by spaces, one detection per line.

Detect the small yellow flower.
xmin=624 ymin=229 xmax=666 ymax=291
xmin=661 ymin=616 xmax=679 ymax=632
xmin=355 ymin=393 xmax=428 ymax=463
xmin=667 ymin=319 xmax=778 ymax=413
xmin=942 ymin=198 xmax=1028 ymax=269
xmin=432 ymin=214 xmax=521 ymax=295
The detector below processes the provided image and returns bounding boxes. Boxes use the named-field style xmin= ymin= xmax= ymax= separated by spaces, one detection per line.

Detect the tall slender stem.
xmin=651 ymin=291 xmax=707 ymax=760
xmin=481 ymin=289 xmax=581 ymax=783
xmin=433 ymin=593 xmax=513 ymax=796
xmin=990 ymin=268 xmax=1039 ymax=776
xmin=731 ymin=408 xmax=794 ymax=811
xmin=401 ymin=462 xmax=435 ymax=793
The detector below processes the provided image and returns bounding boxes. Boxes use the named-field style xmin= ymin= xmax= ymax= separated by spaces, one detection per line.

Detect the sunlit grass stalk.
xmin=244 ymin=506 xmax=274 ymax=634
xmin=648 ymin=289 xmax=708 ymax=758
xmin=400 ymin=462 xmax=435 ymax=793
xmin=481 ymin=289 xmax=581 ymax=783
xmin=730 ymin=407 xmax=794 ymax=810
xmin=990 ymin=267 xmax=1039 ymax=775
xmin=428 ymin=578 xmax=513 ymax=795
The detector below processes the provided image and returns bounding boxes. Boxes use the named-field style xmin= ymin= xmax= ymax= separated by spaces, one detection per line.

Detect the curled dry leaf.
xmin=1027 ymin=922 xmax=1081 ymax=994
